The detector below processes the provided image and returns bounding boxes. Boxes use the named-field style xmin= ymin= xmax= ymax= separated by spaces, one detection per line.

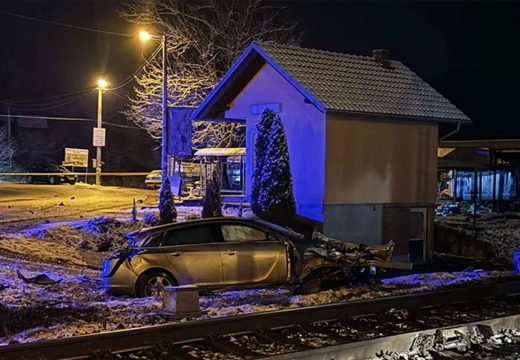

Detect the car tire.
xmin=27 ymin=176 xmax=33 ymax=184
xmin=136 ymin=271 xmax=176 ymax=298
xmin=49 ymin=176 xmax=56 ymax=185
xmin=299 ymin=277 xmax=322 ymax=294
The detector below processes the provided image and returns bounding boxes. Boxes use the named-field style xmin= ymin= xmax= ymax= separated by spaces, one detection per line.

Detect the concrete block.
xmin=163 ymin=285 xmax=201 ymax=318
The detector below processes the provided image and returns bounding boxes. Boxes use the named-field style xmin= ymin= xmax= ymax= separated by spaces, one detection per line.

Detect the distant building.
xmin=192 ymin=42 xmax=469 ymax=263
xmin=437 ymin=139 xmax=520 ymax=212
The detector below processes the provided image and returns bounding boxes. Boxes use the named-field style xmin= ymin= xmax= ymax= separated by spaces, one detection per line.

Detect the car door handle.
xmin=226 ymin=250 xmax=237 ymax=256
xmin=170 ymin=251 xmax=183 ymax=257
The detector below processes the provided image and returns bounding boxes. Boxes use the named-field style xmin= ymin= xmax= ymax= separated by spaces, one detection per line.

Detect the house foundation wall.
xmin=323 ymin=203 xmax=433 ymax=263
xmin=323 ymin=204 xmax=384 ymax=246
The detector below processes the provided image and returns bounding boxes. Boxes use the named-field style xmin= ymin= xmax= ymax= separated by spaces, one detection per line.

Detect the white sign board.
xmin=93 ymin=128 xmax=106 ymax=147
xmin=250 ymin=103 xmax=281 ymax=115
xmin=169 ymin=175 xmax=182 ymax=197
xmin=64 ymin=148 xmax=89 ymax=167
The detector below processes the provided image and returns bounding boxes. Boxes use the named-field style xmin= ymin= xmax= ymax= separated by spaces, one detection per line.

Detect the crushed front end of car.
xmin=298 ymin=231 xmax=412 ymax=292
xmin=101 ymin=233 xmax=141 ymax=295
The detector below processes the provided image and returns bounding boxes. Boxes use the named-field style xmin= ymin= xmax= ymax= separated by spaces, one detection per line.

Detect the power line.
xmin=2 ymin=87 xmax=93 ymax=106
xmin=2 ymin=40 xmax=161 ymax=110
xmin=6 ymin=92 xmax=92 ymax=112
xmin=0 ymin=114 xmax=94 ymax=122
xmin=108 ymin=44 xmax=162 ymax=91
xmin=0 ymin=10 xmax=134 ymax=38
xmin=0 ymin=114 xmax=145 ymax=130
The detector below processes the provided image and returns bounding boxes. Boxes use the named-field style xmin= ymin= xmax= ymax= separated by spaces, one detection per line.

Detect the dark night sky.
xmin=1 ymin=1 xmax=520 ymax=140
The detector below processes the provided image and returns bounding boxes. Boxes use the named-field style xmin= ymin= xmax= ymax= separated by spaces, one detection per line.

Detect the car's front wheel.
xmin=136 ymin=271 xmax=176 ymax=297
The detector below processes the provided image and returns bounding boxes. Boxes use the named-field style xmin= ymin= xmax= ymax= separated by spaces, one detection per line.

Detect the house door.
xmin=383 ymin=206 xmax=428 ymax=264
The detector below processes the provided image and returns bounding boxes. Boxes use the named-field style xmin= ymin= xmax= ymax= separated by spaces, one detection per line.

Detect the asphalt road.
xmin=0 ymin=182 xmax=158 ymax=232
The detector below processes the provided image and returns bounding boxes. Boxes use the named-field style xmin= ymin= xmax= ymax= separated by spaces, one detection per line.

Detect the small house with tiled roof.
xmin=192 ymin=42 xmax=470 ymax=263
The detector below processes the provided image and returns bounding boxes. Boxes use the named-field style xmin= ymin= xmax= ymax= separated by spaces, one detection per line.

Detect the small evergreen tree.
xmin=159 ymin=177 xmax=177 ymax=224
xmin=251 ymin=108 xmax=276 ymax=217
xmin=202 ymin=165 xmax=222 ymax=218
xmin=254 ymin=113 xmax=296 ymax=225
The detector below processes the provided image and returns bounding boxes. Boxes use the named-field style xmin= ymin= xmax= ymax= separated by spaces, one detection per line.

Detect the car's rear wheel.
xmin=136 ymin=271 xmax=176 ymax=297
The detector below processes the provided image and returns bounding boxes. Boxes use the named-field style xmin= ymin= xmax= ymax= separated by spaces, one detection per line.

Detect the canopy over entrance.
xmin=194 ymin=147 xmax=246 ymax=157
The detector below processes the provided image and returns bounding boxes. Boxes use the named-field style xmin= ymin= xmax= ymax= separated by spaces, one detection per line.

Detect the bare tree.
xmin=0 ymin=126 xmax=15 ymax=172
xmin=121 ymin=0 xmax=300 ymax=149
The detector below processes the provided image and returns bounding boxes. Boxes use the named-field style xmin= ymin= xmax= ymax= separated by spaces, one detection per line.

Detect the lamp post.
xmin=95 ymin=78 xmax=107 ymax=186
xmin=140 ymin=30 xmax=168 ymax=182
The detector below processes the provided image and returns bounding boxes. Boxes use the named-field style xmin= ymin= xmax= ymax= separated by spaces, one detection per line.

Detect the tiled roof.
xmin=259 ymin=43 xmax=470 ymax=122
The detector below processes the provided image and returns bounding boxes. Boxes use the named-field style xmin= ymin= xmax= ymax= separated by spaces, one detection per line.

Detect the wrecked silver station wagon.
xmin=102 ymin=217 xmax=410 ymax=297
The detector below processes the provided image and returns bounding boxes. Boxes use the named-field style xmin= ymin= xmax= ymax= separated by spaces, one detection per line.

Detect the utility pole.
xmin=138 ymin=30 xmax=169 ymax=182
xmin=7 ymin=107 xmax=11 ymax=144
xmin=95 ymin=79 xmax=107 ymax=186
xmin=7 ymin=107 xmax=12 ymax=171
xmin=161 ymin=34 xmax=168 ymax=182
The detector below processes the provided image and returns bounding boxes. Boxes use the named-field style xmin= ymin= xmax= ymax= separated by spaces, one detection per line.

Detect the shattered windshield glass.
xmin=133 ymin=233 xmax=162 ymax=248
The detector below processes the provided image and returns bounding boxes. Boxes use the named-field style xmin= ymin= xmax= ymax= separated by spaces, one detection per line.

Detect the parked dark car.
xmin=27 ymin=164 xmax=78 ymax=185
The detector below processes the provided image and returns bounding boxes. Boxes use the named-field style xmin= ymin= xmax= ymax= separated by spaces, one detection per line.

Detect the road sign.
xmin=64 ymin=148 xmax=89 ymax=167
xmin=93 ymin=128 xmax=106 ymax=147
xmin=168 ymin=107 xmax=193 ymax=157
xmin=169 ymin=175 xmax=182 ymax=196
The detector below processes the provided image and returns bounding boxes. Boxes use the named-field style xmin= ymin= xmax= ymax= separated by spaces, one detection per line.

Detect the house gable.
xmin=225 ymin=63 xmax=326 ymax=222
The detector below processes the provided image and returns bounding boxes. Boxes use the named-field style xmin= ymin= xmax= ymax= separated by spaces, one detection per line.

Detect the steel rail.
xmin=266 ymin=314 xmax=520 ymax=360
xmin=1 ymin=279 xmax=520 ymax=360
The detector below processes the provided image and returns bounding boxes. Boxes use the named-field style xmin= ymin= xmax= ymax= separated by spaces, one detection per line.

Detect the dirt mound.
xmin=0 ymin=217 xmax=142 ymax=268
xmin=436 ymin=215 xmax=520 ymax=263
xmin=40 ymin=217 xmax=140 ymax=253
xmin=78 ymin=217 xmax=139 ymax=252
xmin=0 ymin=236 xmax=88 ymax=267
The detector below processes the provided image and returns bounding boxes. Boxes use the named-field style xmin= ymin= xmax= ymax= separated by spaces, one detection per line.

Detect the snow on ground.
xmin=0 ymin=187 xmax=518 ymax=346
xmin=0 ymin=206 xmax=239 ymax=269
xmin=436 ymin=214 xmax=520 ymax=262
xmin=0 ymin=183 xmax=158 ymax=233
xmin=0 ymin=251 xmax=517 ymax=345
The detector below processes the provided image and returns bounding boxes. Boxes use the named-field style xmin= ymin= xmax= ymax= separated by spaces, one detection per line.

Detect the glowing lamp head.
xmin=139 ymin=30 xmax=152 ymax=42
xmin=97 ymin=79 xmax=108 ymax=90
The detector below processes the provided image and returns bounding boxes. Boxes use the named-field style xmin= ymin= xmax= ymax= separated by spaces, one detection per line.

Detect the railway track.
xmin=1 ymin=279 xmax=519 ymax=360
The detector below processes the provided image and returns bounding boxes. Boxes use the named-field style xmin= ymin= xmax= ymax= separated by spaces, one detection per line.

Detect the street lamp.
xmin=139 ymin=30 xmax=152 ymax=42
xmin=140 ymin=30 xmax=168 ymax=182
xmin=95 ymin=78 xmax=108 ymax=186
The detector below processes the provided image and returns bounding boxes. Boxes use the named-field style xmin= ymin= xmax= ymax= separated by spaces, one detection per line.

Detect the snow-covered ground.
xmin=436 ymin=213 xmax=520 ymax=262
xmin=0 ymin=183 xmax=518 ymax=346
xmin=0 ymin=251 xmax=517 ymax=345
xmin=0 ymin=183 xmax=159 ymax=233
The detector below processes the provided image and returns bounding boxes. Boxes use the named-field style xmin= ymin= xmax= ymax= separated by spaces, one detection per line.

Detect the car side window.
xmin=221 ymin=225 xmax=267 ymax=243
xmin=163 ymin=226 xmax=214 ymax=246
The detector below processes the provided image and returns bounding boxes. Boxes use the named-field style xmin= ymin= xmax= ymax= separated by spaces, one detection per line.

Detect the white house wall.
xmin=225 ymin=63 xmax=326 ymax=221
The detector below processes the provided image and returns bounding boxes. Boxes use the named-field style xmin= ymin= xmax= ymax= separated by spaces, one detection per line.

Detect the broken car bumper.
xmin=101 ymin=258 xmax=138 ymax=296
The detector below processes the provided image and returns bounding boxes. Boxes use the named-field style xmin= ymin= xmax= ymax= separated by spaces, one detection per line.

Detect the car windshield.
xmin=132 ymin=232 xmax=162 ymax=248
